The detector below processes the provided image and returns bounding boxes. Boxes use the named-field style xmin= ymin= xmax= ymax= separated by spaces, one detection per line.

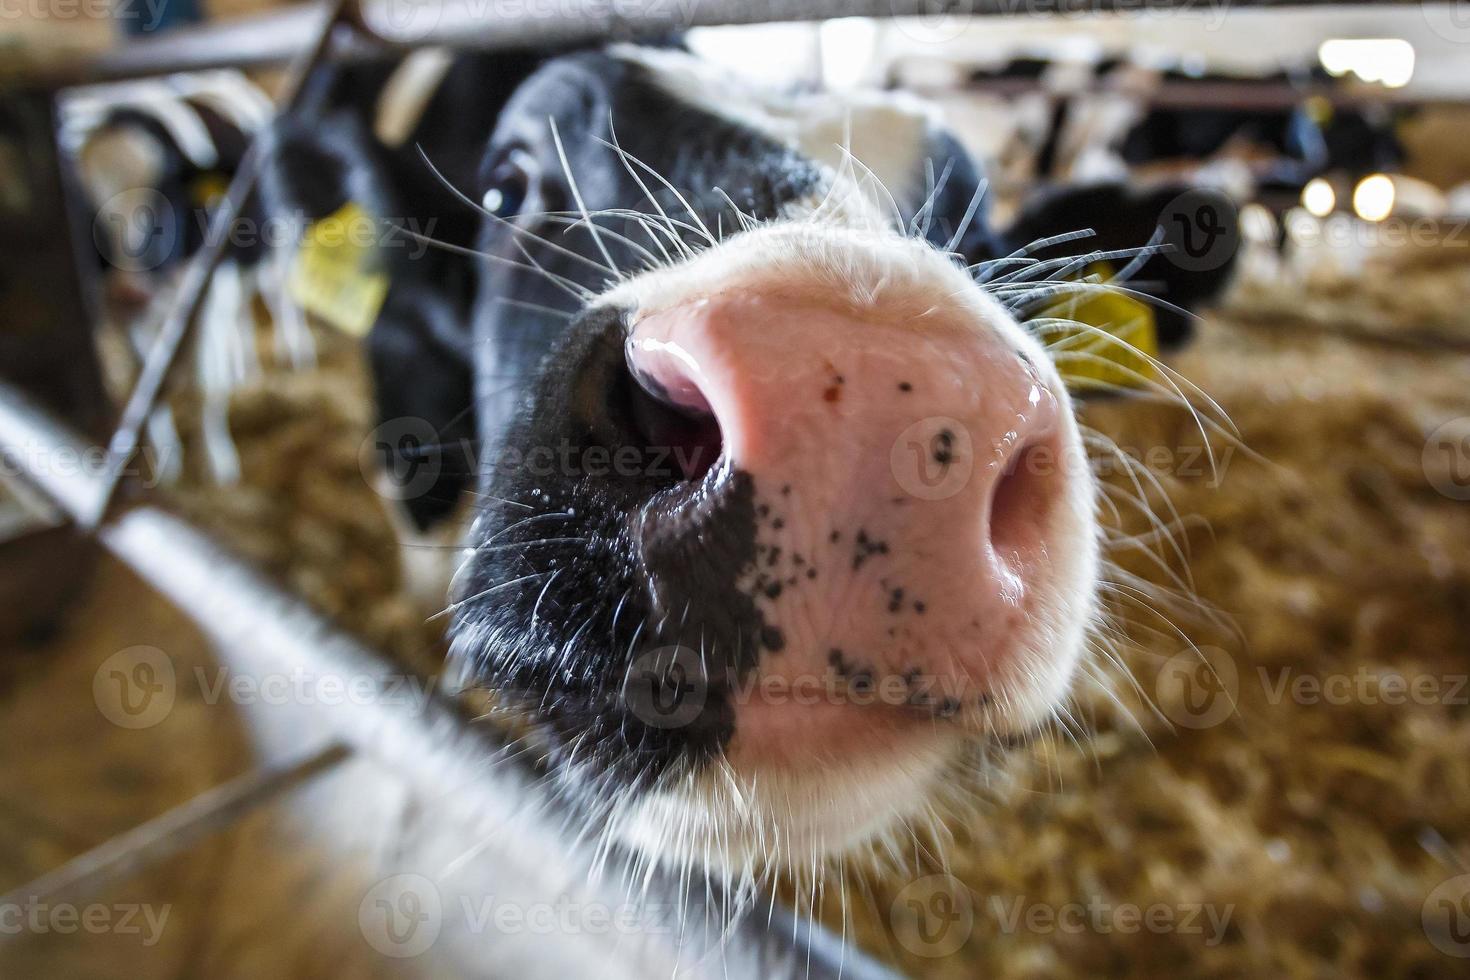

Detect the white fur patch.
xmin=618 ymin=737 xmax=957 ymax=876
xmin=195 ymin=259 xmax=259 ymax=485
xmin=374 ymin=46 xmax=456 ymax=149
xmin=79 ymin=126 xmax=167 ymax=212
xmin=610 ymin=44 xmax=941 ymax=223
xmin=133 ymin=97 xmax=219 ymax=171
xmin=597 ymin=221 xmax=999 ymax=330
xmin=381 ymin=494 xmax=474 ymax=609
xmin=62 ymin=71 xmax=270 ymax=175
xmin=186 ymin=71 xmax=275 ymax=134
xmin=66 ymin=71 xmax=273 ymax=209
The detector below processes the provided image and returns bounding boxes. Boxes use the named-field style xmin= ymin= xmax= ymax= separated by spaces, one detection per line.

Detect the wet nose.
xmin=626 ymin=285 xmax=1064 ymax=599
xmin=623 ymin=288 xmax=1072 ymax=664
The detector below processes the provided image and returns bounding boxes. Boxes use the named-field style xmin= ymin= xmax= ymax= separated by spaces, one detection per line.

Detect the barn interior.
xmin=2 ymin=2 xmax=1469 ymax=978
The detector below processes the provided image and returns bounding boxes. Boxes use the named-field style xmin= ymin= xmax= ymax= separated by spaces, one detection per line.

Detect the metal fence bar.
xmin=1 ymin=0 xmax=1425 ymax=90
xmin=0 ymin=4 xmax=340 ymax=90
xmin=0 ymin=742 xmax=353 ymax=915
xmin=907 ymin=77 xmax=1456 ymax=110
xmin=0 ymin=377 xmax=903 ymax=980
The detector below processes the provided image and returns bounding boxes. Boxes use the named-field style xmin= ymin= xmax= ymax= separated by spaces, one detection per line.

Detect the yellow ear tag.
xmin=188 ymin=172 xmax=230 ymax=209
xmin=1305 ymin=95 xmax=1334 ymax=128
xmin=1049 ymin=261 xmax=1159 ymax=392
xmin=287 ymin=201 xmax=390 ymax=337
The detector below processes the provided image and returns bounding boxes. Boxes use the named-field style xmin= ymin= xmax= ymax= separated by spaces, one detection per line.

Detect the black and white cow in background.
xmin=68 ymin=73 xmax=274 ymax=312
xmin=946 ymin=54 xmax=1409 ymax=215
xmin=66 ymin=72 xmax=288 ymax=485
xmin=250 ymin=42 xmax=1240 ymax=888
xmin=256 ymin=47 xmax=545 ymax=598
xmin=1096 ymin=60 xmax=1409 ymax=204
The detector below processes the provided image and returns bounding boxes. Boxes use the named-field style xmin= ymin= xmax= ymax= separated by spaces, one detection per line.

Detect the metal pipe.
xmin=911 ymin=77 xmax=1451 ymax=111
xmin=0 ymin=377 xmax=902 ymax=980
xmin=1 ymin=0 xmax=1424 ymax=90
xmin=0 ymin=742 xmax=353 ymax=914
xmin=0 ymin=4 xmax=351 ymax=90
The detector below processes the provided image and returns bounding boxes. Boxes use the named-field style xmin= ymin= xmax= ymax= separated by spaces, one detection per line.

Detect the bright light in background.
xmin=1318 ymin=38 xmax=1415 ymax=89
xmin=687 ymin=24 xmax=820 ymax=88
xmin=1353 ymin=174 xmax=1396 ymax=222
xmin=819 ymin=18 xmax=879 ymax=90
xmin=1301 ymin=177 xmax=1336 ymax=217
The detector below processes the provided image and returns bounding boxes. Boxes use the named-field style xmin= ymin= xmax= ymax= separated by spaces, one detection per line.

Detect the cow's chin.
xmin=604 ymin=559 xmax=1097 ymax=878
xmin=605 ymin=613 xmax=1096 ymax=878
xmin=612 ymin=732 xmax=960 ymax=879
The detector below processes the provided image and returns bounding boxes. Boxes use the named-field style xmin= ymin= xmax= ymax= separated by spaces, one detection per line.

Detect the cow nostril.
xmin=624 ymin=343 xmax=722 ymax=482
xmin=988 ymin=443 xmax=1055 ymax=559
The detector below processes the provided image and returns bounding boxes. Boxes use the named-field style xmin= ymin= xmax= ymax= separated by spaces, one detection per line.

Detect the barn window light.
xmin=1317 ymin=39 xmax=1415 ymax=89
xmin=1301 ymin=178 xmax=1336 ymax=217
xmin=819 ymin=18 xmax=879 ymax=90
xmin=1353 ymin=174 xmax=1396 ymax=222
xmin=688 ymin=24 xmax=821 ymax=87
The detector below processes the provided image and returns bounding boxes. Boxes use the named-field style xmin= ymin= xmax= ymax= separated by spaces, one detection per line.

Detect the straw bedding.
xmin=159 ymin=246 xmax=1470 ymax=977
xmin=835 ymin=250 xmax=1470 ymax=978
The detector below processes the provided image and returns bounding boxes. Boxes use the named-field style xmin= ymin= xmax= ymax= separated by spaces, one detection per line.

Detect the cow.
xmin=248 ymin=41 xmax=1238 ymax=886
xmin=66 ymin=72 xmax=281 ymax=484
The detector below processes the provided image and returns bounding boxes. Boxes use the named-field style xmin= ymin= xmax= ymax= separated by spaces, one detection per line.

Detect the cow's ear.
xmin=257 ymin=110 xmax=395 ymax=223
xmin=916 ymin=130 xmax=1004 ymax=265
xmin=292 ymin=49 xmax=552 ymax=163
xmin=995 ymin=179 xmax=1240 ymax=357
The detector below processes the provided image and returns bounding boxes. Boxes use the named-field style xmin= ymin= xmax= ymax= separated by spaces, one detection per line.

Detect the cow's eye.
xmin=481 ymin=146 xmax=537 ymax=219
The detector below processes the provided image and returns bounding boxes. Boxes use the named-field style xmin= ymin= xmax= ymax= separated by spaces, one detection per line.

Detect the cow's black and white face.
xmin=447 ymin=45 xmax=1099 ymax=878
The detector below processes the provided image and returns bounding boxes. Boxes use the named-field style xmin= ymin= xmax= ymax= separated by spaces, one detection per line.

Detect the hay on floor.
xmin=145 ymin=241 xmax=1470 ymax=978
